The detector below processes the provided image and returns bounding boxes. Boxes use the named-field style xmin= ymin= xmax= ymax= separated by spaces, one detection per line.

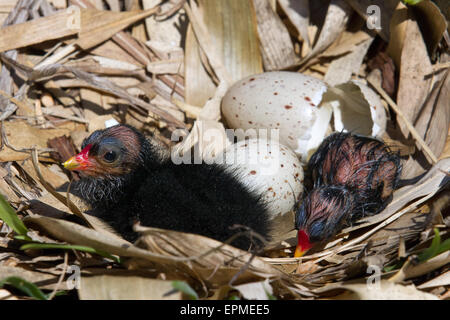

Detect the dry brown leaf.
xmin=390 ymin=251 xmax=450 ymax=283
xmin=278 ymin=0 xmax=310 ymax=46
xmin=332 ymin=280 xmax=438 ymax=300
xmin=324 ymin=36 xmax=374 ymax=86
xmin=345 ymin=0 xmax=399 ymax=42
xmin=79 ymin=275 xmax=182 ymax=300
xmin=0 ymin=265 xmax=59 ymax=290
xmin=439 ymin=134 xmax=450 ymax=160
xmin=134 ymin=225 xmax=284 ymax=286
xmin=414 ymin=0 xmax=448 ymax=59
xmin=253 ymin=0 xmax=298 ymax=70
xmin=185 ymin=0 xmax=261 ymax=107
xmin=0 ymin=121 xmax=80 ymax=162
xmin=184 ymin=25 xmax=217 ymax=107
xmin=301 ymin=0 xmax=353 ymax=66
xmin=233 ymin=279 xmax=274 ymax=300
xmin=402 ymin=70 xmax=450 ymax=177
xmin=143 ymin=0 xmax=184 ymax=48
xmin=70 ymin=8 xmax=159 ymax=51
xmin=395 ymin=12 xmax=433 ymax=140
xmin=0 ymin=6 xmax=80 ymax=53
xmin=418 ymin=270 xmax=450 ymax=289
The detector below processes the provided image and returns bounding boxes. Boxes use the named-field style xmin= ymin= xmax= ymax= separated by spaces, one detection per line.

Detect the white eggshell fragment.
xmin=328 ymin=80 xmax=387 ymax=138
xmin=222 ymin=72 xmax=331 ymax=162
xmin=351 ymin=80 xmax=387 ymax=137
xmin=217 ymin=138 xmax=304 ymax=219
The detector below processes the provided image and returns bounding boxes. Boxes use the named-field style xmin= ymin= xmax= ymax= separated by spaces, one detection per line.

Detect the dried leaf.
xmin=0 ymin=6 xmax=80 ymax=53
xmin=414 ymin=0 xmax=448 ymax=59
xmin=71 ymin=8 xmax=159 ymax=51
xmin=345 ymin=0 xmax=399 ymax=42
xmin=324 ymin=37 xmax=374 ymax=86
xmin=185 ymin=0 xmax=261 ymax=107
xmin=395 ymin=12 xmax=433 ymax=139
xmin=278 ymin=0 xmax=310 ymax=47
xmin=301 ymin=0 xmax=353 ymax=66
xmin=0 ymin=121 xmax=78 ymax=162
xmin=233 ymin=279 xmax=274 ymax=300
xmin=0 ymin=266 xmax=58 ymax=291
xmin=253 ymin=0 xmax=298 ymax=70
xmin=418 ymin=270 xmax=450 ymax=289
xmin=78 ymin=275 xmax=182 ymax=300
xmin=333 ymin=281 xmax=438 ymax=300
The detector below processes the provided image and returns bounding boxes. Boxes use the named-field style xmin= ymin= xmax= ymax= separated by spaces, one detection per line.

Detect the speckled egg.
xmin=218 ymin=138 xmax=304 ymax=219
xmin=222 ymin=72 xmax=331 ymax=162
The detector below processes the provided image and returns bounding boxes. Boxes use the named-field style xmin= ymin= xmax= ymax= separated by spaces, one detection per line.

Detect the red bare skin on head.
xmin=75 ymin=144 xmax=92 ymax=169
xmin=66 ymin=125 xmax=143 ymax=177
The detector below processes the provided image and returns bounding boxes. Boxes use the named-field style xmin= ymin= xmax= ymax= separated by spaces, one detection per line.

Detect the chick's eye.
xmin=103 ymin=150 xmax=117 ymax=163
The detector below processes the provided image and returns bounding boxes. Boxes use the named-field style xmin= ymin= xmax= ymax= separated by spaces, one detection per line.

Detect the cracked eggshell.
xmin=222 ymin=72 xmax=331 ymax=162
xmin=220 ymin=138 xmax=304 ymax=219
xmin=330 ymin=80 xmax=387 ymax=138
xmin=352 ymin=80 xmax=387 ymax=137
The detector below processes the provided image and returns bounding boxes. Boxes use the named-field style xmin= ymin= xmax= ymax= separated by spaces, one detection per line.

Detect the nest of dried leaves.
xmin=0 ymin=0 xmax=449 ymax=300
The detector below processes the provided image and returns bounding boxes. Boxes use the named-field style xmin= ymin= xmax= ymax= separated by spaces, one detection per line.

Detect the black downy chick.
xmin=63 ymin=124 xmax=270 ymax=250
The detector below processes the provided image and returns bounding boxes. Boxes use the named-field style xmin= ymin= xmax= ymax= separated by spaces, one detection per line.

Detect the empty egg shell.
xmin=218 ymin=138 xmax=304 ymax=219
xmin=352 ymin=80 xmax=386 ymax=137
xmin=331 ymin=80 xmax=387 ymax=138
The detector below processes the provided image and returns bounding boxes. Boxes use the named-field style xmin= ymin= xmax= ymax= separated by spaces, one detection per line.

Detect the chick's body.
xmin=66 ymin=125 xmax=269 ymax=250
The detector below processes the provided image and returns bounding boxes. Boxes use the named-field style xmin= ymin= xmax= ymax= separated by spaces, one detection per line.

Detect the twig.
xmin=47 ymin=252 xmax=69 ymax=300
xmin=367 ymin=78 xmax=438 ymax=164
xmin=156 ymin=0 xmax=186 ymax=21
xmin=0 ymin=122 xmax=54 ymax=154
xmin=30 ymin=147 xmax=94 ymax=229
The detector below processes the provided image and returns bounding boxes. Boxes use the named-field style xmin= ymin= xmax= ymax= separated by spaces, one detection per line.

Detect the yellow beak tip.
xmin=294 ymin=247 xmax=306 ymax=258
xmin=62 ymin=157 xmax=79 ymax=170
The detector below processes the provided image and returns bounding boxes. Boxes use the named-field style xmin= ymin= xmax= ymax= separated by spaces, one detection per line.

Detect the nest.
xmin=0 ymin=0 xmax=449 ymax=300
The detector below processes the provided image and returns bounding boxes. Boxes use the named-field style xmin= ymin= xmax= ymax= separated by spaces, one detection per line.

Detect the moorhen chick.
xmin=294 ymin=132 xmax=402 ymax=257
xmin=63 ymin=124 xmax=270 ymax=250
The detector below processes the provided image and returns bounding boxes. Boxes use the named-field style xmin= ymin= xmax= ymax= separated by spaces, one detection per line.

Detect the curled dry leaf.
xmin=331 ymin=280 xmax=439 ymax=300
xmin=301 ymin=0 xmax=353 ymax=66
xmin=278 ymin=0 xmax=310 ymax=47
xmin=134 ymin=225 xmax=284 ymax=286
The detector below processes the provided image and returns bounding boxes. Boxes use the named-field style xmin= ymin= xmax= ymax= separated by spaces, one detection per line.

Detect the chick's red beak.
xmin=63 ymin=144 xmax=93 ymax=171
xmin=294 ymin=230 xmax=312 ymax=258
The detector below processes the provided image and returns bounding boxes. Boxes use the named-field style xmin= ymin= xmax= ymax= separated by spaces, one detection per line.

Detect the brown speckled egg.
xmin=222 ymin=72 xmax=331 ymax=162
xmin=219 ymin=138 xmax=304 ymax=219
